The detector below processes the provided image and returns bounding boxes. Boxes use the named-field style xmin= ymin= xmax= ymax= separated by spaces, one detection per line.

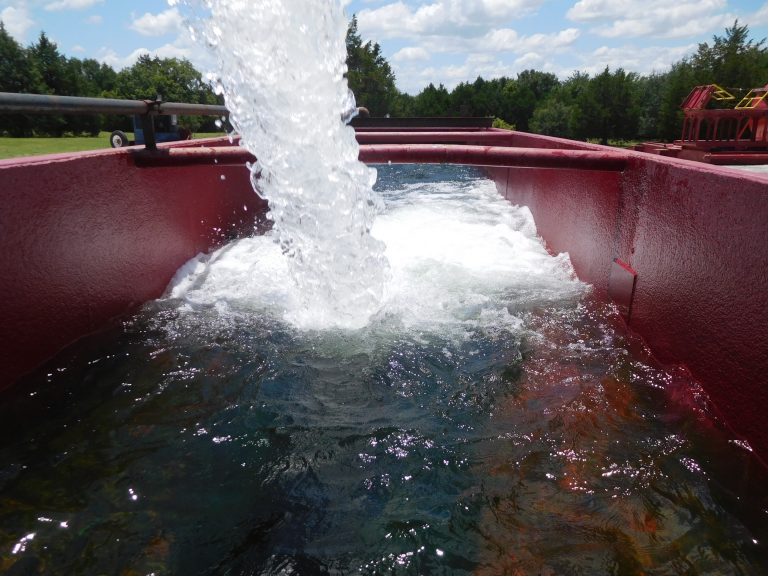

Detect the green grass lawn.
xmin=0 ymin=132 xmax=229 ymax=160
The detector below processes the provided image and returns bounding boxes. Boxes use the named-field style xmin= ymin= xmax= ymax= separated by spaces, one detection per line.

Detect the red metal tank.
xmin=0 ymin=128 xmax=767 ymax=468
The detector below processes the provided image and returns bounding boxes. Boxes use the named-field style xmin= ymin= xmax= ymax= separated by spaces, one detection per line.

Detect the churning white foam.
xmin=169 ymin=1 xmax=585 ymax=334
xmin=176 ymin=0 xmax=388 ymax=329
xmin=166 ymin=170 xmax=585 ymax=335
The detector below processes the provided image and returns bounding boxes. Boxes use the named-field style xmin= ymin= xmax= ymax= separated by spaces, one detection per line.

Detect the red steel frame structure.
xmin=637 ymin=83 xmax=768 ymax=164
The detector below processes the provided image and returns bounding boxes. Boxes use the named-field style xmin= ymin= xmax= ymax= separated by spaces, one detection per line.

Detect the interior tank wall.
xmin=0 ymin=146 xmax=264 ymax=388
xmin=2 ymin=133 xmax=766 ymax=465
xmin=495 ymin=156 xmax=768 ymax=466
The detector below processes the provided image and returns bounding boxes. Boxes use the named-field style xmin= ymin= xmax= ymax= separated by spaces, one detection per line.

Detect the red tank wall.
xmin=496 ymin=152 xmax=768 ymax=464
xmin=0 ymin=143 xmax=265 ymax=387
xmin=2 ymin=132 xmax=767 ymax=465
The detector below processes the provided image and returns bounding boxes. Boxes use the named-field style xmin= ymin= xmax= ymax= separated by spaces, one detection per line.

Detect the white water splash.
xmin=167 ymin=169 xmax=585 ymax=337
xmin=176 ymin=0 xmax=388 ymax=329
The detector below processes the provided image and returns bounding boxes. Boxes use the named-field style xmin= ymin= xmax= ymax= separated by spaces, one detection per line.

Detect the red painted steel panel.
xmin=499 ymin=166 xmax=623 ymax=293
xmin=621 ymin=157 xmax=768 ymax=465
xmin=1 ymin=129 xmax=767 ymax=468
xmin=499 ymin=148 xmax=768 ymax=465
xmin=0 ymin=143 xmax=265 ymax=387
xmin=608 ymin=259 xmax=638 ymax=319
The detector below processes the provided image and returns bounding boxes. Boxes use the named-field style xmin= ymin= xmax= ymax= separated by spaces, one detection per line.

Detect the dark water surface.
xmin=1 ymin=166 xmax=766 ymax=575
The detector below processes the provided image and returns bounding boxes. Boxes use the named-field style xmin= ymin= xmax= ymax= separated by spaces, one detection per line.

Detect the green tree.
xmin=0 ymin=22 xmax=34 ymax=93
xmin=472 ymin=77 xmax=509 ymax=119
xmin=116 ymin=54 xmax=216 ymax=103
xmin=389 ymin=91 xmax=416 ymax=117
xmin=573 ymin=67 xmax=639 ymax=144
xmin=61 ymin=58 xmax=105 ymax=135
xmin=634 ymin=72 xmax=666 ymax=140
xmin=27 ymin=32 xmax=72 ymax=135
xmin=529 ymin=72 xmax=590 ymax=138
xmin=502 ymin=70 xmax=559 ymax=131
xmin=449 ymin=81 xmax=477 ymax=116
xmin=346 ymin=15 xmax=398 ymax=116
xmin=29 ymin=32 xmax=69 ymax=95
xmin=0 ymin=21 xmax=43 ymax=135
xmin=530 ymin=98 xmax=575 ymax=137
xmin=79 ymin=58 xmax=117 ymax=96
xmin=412 ymin=83 xmax=451 ymax=116
xmin=691 ymin=20 xmax=768 ymax=89
xmin=115 ymin=54 xmax=220 ymax=131
xmin=655 ymin=60 xmax=697 ymax=141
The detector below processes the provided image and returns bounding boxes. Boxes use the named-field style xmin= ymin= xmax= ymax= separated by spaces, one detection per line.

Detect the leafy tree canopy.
xmin=345 ymin=15 xmax=399 ymax=116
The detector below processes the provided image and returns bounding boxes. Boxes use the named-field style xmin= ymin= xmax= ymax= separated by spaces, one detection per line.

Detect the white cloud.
xmin=567 ymin=0 xmax=725 ymax=21
xmin=415 ymin=56 xmax=512 ymax=85
xmin=358 ymin=0 xmax=545 ymax=38
xmin=578 ymin=43 xmax=698 ymax=76
xmin=753 ymin=2 xmax=768 ymax=25
xmin=129 ymin=8 xmax=181 ymax=37
xmin=45 ymin=0 xmax=104 ymax=12
xmin=71 ymin=44 xmax=84 ymax=52
xmin=353 ymin=0 xmax=581 ymax=93
xmin=513 ymin=52 xmax=545 ymax=69
xmin=98 ymin=42 xmax=192 ymax=70
xmin=1 ymin=5 xmax=35 ymax=41
xmin=392 ymin=46 xmax=430 ymax=61
xmin=567 ymin=0 xmax=733 ymax=39
xmin=485 ymin=27 xmax=580 ymax=53
xmin=96 ymin=25 xmax=213 ymax=73
xmin=405 ymin=26 xmax=579 ymax=58
xmin=86 ymin=14 xmax=102 ymax=25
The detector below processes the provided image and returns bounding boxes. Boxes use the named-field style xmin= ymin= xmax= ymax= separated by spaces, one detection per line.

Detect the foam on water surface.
xmin=166 ymin=167 xmax=585 ymax=337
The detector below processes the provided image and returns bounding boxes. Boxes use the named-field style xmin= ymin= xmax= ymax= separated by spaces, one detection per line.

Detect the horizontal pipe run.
xmin=132 ymin=146 xmax=254 ymax=167
xmin=159 ymin=102 xmax=229 ymax=117
xmin=132 ymin=143 xmax=630 ymax=171
xmin=354 ymin=126 xmax=497 ymax=133
xmin=355 ymin=131 xmax=517 ymax=145
xmin=358 ymin=144 xmax=630 ymax=171
xmin=0 ymin=92 xmax=228 ymax=117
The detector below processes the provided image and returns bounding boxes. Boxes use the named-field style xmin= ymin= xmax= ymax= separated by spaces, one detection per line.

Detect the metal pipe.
xmin=0 ymin=92 xmax=228 ymax=117
xmin=157 ymin=101 xmax=229 ymax=117
xmin=355 ymin=131 xmax=517 ymax=145
xmin=131 ymin=143 xmax=629 ymax=172
xmin=358 ymin=144 xmax=629 ymax=171
xmin=132 ymin=146 xmax=254 ymax=167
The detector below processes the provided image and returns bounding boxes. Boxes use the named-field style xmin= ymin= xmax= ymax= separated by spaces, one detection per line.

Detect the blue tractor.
xmin=109 ymin=113 xmax=191 ymax=148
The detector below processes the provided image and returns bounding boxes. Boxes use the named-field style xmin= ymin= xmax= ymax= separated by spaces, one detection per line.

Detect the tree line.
xmin=0 ymin=23 xmax=221 ymax=137
xmin=347 ymin=19 xmax=768 ymax=144
xmin=2 ymin=18 xmax=767 ymax=142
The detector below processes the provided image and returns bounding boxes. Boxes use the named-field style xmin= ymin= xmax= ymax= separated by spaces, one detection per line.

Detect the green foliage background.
xmin=2 ymin=18 xmax=768 ymax=143
xmin=0 ymin=23 xmax=222 ymax=137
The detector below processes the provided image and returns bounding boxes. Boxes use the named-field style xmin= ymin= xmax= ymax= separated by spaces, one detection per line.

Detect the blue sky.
xmin=2 ymin=0 xmax=768 ymax=94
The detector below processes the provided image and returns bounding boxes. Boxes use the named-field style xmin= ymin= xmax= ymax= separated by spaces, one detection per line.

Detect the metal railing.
xmin=0 ymin=92 xmax=228 ymax=150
